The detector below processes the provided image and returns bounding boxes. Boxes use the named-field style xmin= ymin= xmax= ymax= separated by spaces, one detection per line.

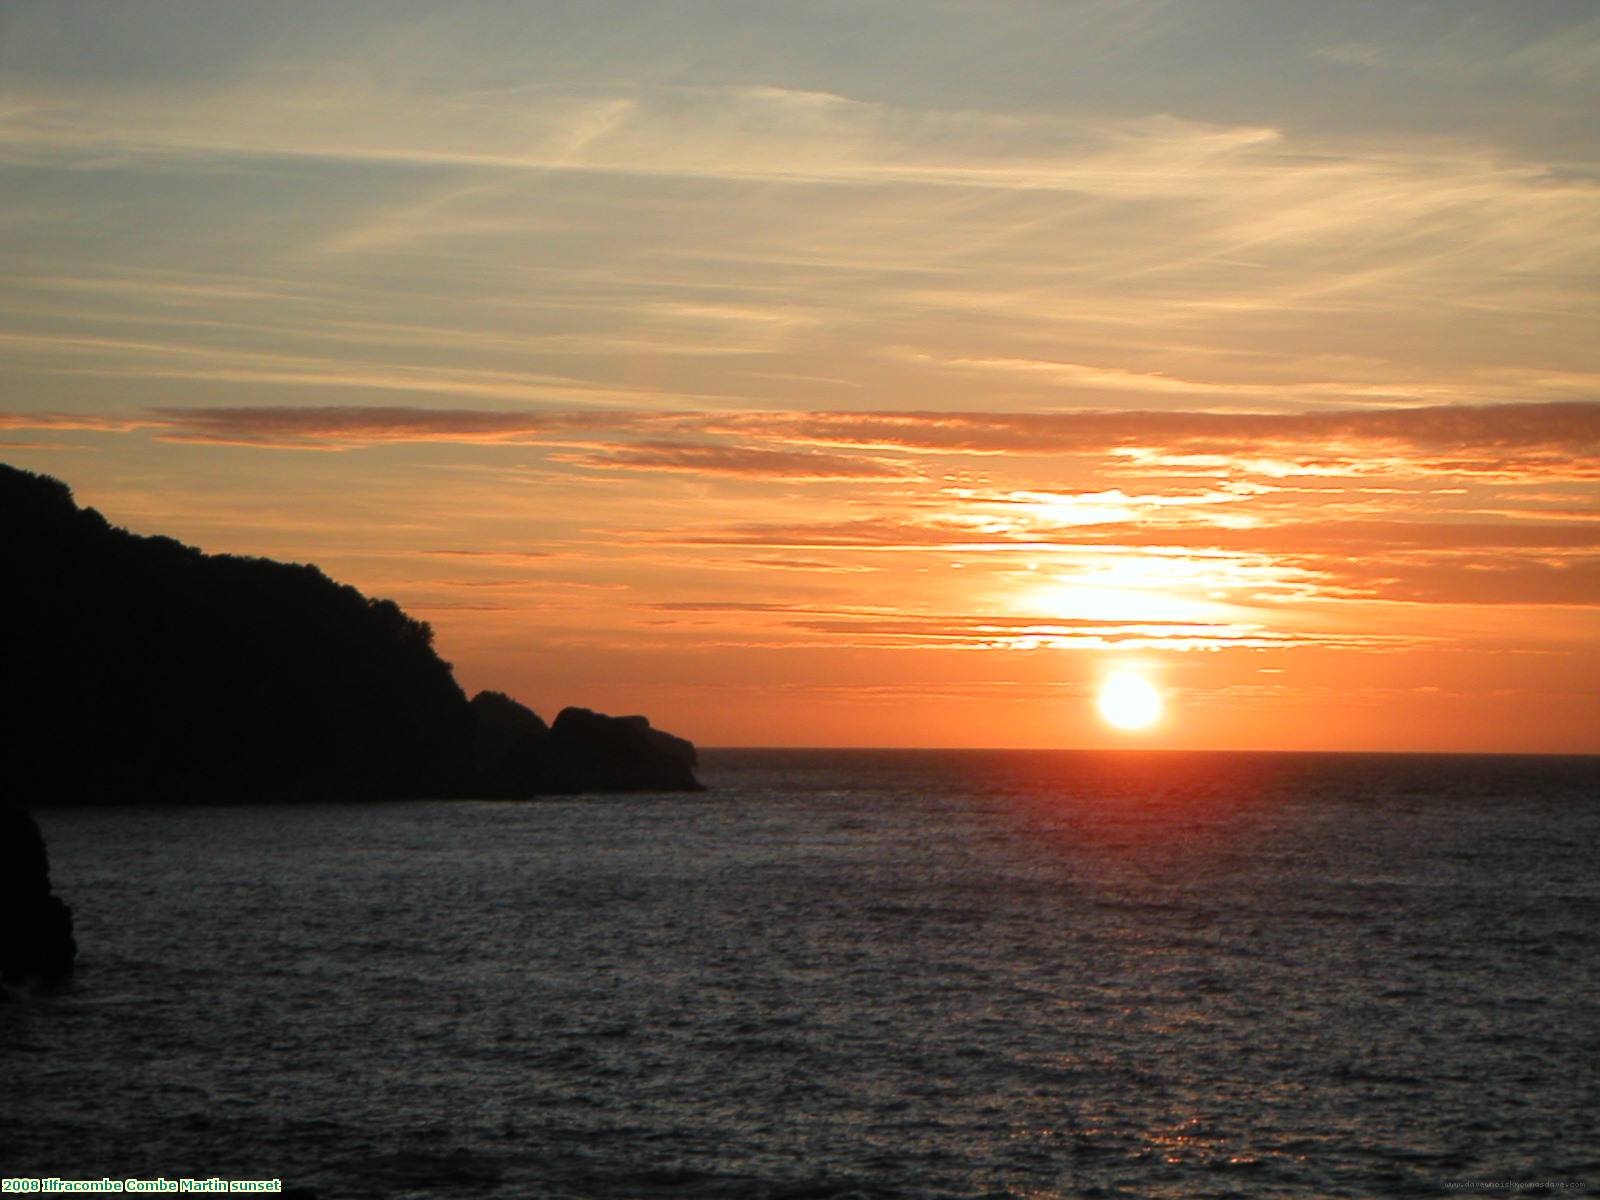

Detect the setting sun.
xmin=0 ymin=1 xmax=1595 ymax=756
xmin=4 ymin=5 xmax=1600 ymax=1197
xmin=1097 ymin=672 xmax=1163 ymax=732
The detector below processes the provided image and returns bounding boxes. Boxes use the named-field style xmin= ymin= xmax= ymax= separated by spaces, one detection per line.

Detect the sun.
xmin=1097 ymin=671 xmax=1163 ymax=732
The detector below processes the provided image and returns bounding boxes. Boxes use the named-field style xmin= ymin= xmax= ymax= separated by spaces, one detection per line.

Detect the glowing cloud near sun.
xmin=1097 ymin=671 xmax=1163 ymax=732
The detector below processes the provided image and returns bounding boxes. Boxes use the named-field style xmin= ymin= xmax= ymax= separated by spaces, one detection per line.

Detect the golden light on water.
xmin=1097 ymin=671 xmax=1163 ymax=732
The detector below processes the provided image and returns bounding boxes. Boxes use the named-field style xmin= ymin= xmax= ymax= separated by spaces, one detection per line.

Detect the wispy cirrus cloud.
xmin=6 ymin=400 xmax=1597 ymax=610
xmin=59 ymin=397 xmax=1583 ymax=465
xmin=902 ymin=351 xmax=1600 ymax=409
xmin=7 ymin=398 xmax=1595 ymax=483
xmin=632 ymin=513 xmax=1600 ymax=555
xmin=0 ymin=404 xmax=660 ymax=451
xmin=552 ymin=440 xmax=920 ymax=480
xmin=710 ymin=402 xmax=1600 ymax=480
xmin=144 ymin=405 xmax=644 ymax=449
xmin=1310 ymin=554 xmax=1600 ymax=607
xmin=419 ymin=548 xmax=552 ymax=561
xmin=642 ymin=601 xmax=1415 ymax=653
xmin=0 ymin=410 xmax=153 ymax=434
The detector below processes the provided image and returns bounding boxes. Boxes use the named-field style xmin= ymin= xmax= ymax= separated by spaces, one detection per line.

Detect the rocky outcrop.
xmin=1 ymin=462 xmax=702 ymax=802
xmin=0 ymin=806 xmax=76 ymax=991
xmin=546 ymin=707 xmax=705 ymax=794
xmin=469 ymin=690 xmax=554 ymax=797
xmin=468 ymin=695 xmax=703 ymax=795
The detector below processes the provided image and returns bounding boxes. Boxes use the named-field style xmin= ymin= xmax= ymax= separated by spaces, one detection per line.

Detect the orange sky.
xmin=2 ymin=3 xmax=1597 ymax=751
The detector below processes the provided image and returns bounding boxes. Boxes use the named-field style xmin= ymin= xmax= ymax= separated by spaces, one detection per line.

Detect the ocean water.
xmin=6 ymin=749 xmax=1600 ymax=1199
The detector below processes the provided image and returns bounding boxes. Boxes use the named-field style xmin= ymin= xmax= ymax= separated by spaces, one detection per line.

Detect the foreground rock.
xmin=1 ymin=462 xmax=702 ymax=801
xmin=0 ymin=805 xmax=76 ymax=992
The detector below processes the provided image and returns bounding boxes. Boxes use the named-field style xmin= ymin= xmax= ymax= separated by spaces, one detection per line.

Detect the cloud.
xmin=636 ymin=512 xmax=1600 ymax=556
xmin=1315 ymin=555 xmax=1600 ymax=606
xmin=5 ymin=73 xmax=1594 ymax=343
xmin=635 ymin=515 xmax=997 ymax=550
xmin=5 ymin=400 xmax=1595 ymax=610
xmin=742 ymin=556 xmax=880 ymax=573
xmin=0 ymin=80 xmax=1288 ymax=190
xmin=642 ymin=602 xmax=1410 ymax=652
xmin=3 ymin=405 xmax=915 ymax=477
xmin=6 ymin=400 xmax=1594 ymax=495
xmin=0 ymin=410 xmax=152 ymax=433
xmin=914 ymin=351 xmax=1466 ymax=405
xmin=140 ymin=405 xmax=653 ymax=449
xmin=420 ymin=548 xmax=553 ymax=560
xmin=710 ymin=402 xmax=1600 ymax=480
xmin=1479 ymin=506 xmax=1600 ymax=522
xmin=0 ymin=329 xmax=735 ymax=410
xmin=900 ymin=353 xmax=1600 ymax=409
xmin=649 ymin=601 xmax=826 ymax=614
xmin=553 ymin=440 xmax=920 ymax=480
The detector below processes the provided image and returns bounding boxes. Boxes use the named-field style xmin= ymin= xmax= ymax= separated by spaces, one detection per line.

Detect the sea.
xmin=6 ymin=749 xmax=1600 ymax=1199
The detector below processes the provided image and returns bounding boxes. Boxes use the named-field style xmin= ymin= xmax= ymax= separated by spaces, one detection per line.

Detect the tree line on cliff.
xmin=0 ymin=463 xmax=700 ymax=803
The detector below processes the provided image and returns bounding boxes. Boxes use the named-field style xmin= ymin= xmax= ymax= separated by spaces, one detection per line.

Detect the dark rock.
xmin=0 ymin=805 xmax=76 ymax=989
xmin=1 ymin=462 xmax=701 ymax=801
xmin=2 ymin=463 xmax=471 ymax=803
xmin=469 ymin=690 xmax=553 ymax=797
xmin=466 ymin=696 xmax=703 ymax=795
xmin=547 ymin=707 xmax=706 ymax=793
xmin=638 ymin=722 xmax=698 ymax=769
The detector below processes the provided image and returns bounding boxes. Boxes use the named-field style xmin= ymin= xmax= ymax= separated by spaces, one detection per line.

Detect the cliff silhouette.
xmin=0 ymin=463 xmax=701 ymax=802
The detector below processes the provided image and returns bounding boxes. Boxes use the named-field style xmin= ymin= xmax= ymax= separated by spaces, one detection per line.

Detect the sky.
xmin=2 ymin=0 xmax=1597 ymax=751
